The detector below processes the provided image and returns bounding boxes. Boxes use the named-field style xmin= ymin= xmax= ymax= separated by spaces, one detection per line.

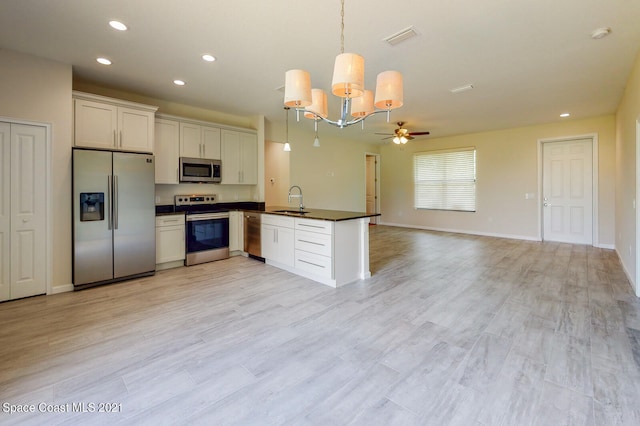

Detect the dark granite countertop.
xmin=260 ymin=206 xmax=380 ymax=222
xmin=156 ymin=202 xmax=377 ymax=222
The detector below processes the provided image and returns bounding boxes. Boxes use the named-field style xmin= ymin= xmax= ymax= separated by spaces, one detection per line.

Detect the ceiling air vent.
xmin=383 ymin=26 xmax=418 ymax=46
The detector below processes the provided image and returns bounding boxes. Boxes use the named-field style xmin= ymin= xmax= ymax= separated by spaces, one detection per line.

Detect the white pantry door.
xmin=0 ymin=122 xmax=47 ymax=301
xmin=542 ymin=138 xmax=593 ymax=244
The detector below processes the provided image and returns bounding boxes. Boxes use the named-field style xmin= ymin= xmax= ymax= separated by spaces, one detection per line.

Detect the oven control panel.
xmin=175 ymin=194 xmax=217 ymax=206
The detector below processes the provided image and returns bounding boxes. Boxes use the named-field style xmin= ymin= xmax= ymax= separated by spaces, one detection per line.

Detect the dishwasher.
xmin=244 ymin=212 xmax=263 ymax=259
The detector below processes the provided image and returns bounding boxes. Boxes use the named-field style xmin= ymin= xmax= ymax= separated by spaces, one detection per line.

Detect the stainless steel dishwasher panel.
xmin=244 ymin=212 xmax=262 ymax=257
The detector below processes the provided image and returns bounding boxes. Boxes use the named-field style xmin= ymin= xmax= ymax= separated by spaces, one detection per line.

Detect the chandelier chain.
xmin=340 ymin=0 xmax=345 ymax=54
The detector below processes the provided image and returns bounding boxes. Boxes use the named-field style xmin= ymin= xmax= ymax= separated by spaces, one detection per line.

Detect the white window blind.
xmin=414 ymin=148 xmax=476 ymax=212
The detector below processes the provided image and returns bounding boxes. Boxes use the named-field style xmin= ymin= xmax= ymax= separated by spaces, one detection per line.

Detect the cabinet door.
xmin=201 ymin=126 xmax=221 ymax=160
xmin=221 ymin=129 xmax=241 ymax=184
xmin=229 ymin=211 xmax=240 ymax=251
xmin=74 ymin=99 xmax=117 ymax=149
xmin=118 ymin=107 xmax=154 ymax=153
xmin=180 ymin=122 xmax=202 ymax=158
xmin=155 ymin=119 xmax=180 ymax=184
xmin=239 ymin=132 xmax=257 ymax=184
xmin=261 ymin=223 xmax=277 ymax=260
xmin=156 ymin=225 xmax=185 ymax=263
xmin=277 ymin=226 xmax=295 ymax=267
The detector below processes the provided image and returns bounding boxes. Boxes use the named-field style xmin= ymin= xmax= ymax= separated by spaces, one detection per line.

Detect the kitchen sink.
xmin=273 ymin=209 xmax=308 ymax=214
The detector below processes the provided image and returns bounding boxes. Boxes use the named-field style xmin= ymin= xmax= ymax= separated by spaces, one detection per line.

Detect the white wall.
xmin=615 ymin=50 xmax=640 ymax=294
xmin=0 ymin=49 xmax=73 ymax=293
xmin=379 ymin=115 xmax=616 ymax=245
xmin=264 ymin=140 xmax=290 ymax=206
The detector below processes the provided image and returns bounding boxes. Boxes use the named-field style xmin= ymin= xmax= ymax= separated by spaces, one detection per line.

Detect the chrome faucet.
xmin=288 ymin=185 xmax=304 ymax=211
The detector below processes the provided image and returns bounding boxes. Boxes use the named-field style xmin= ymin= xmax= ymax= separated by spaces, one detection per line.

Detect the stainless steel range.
xmin=175 ymin=194 xmax=230 ymax=266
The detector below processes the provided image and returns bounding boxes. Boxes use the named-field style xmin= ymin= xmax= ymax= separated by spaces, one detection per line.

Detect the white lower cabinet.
xmin=261 ymin=214 xmax=295 ymax=267
xmin=229 ymin=211 xmax=244 ymax=253
xmin=294 ymin=218 xmax=334 ymax=280
xmin=262 ymin=214 xmax=367 ymax=288
xmin=155 ymin=214 xmax=185 ymax=270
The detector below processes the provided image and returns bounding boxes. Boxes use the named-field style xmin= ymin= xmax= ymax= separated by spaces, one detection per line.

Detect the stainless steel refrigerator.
xmin=73 ymin=148 xmax=155 ymax=289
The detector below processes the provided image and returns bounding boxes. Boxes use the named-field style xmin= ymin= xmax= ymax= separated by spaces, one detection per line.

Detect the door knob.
xmin=544 ymin=203 xmax=551 ymax=207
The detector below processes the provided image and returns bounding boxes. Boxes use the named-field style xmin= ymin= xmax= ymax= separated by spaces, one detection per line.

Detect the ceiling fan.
xmin=376 ymin=122 xmax=430 ymax=144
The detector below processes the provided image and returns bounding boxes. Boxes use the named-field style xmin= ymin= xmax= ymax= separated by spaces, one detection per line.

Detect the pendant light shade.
xmin=283 ymin=0 xmax=403 ymax=130
xmin=331 ymin=53 xmax=365 ymax=98
xmin=304 ymin=89 xmax=328 ymax=119
xmin=284 ymin=69 xmax=312 ymax=107
xmin=283 ymin=142 xmax=292 ymax=151
xmin=350 ymin=90 xmax=374 ymax=117
xmin=374 ymin=70 xmax=403 ymax=110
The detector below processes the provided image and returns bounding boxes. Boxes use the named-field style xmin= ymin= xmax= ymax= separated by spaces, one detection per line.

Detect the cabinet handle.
xmin=202 ymin=144 xmax=206 ymax=157
xmin=119 ymin=131 xmax=123 ymax=147
xmin=298 ymin=239 xmax=323 ymax=246
xmin=113 ymin=130 xmax=116 ymax=146
xmin=299 ymin=259 xmax=325 ymax=269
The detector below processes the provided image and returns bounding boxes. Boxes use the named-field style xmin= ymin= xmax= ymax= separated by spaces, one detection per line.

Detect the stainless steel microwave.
xmin=179 ymin=157 xmax=221 ymax=183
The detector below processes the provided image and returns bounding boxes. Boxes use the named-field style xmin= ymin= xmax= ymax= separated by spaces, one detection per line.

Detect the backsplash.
xmin=154 ymin=183 xmax=259 ymax=205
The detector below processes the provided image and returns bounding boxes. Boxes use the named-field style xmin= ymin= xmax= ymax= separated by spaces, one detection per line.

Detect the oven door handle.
xmin=186 ymin=213 xmax=230 ymax=221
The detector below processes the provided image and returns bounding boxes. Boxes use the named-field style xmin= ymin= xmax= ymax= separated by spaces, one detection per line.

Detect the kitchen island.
xmin=259 ymin=206 xmax=379 ymax=288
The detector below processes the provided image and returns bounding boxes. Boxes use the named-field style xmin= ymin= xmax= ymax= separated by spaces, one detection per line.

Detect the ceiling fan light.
xmin=374 ymin=70 xmax=403 ymax=109
xmin=284 ymin=69 xmax=312 ymax=107
xmin=393 ymin=136 xmax=401 ymax=144
xmin=351 ymin=90 xmax=374 ymax=117
xmin=331 ymin=53 xmax=365 ymax=98
xmin=304 ymin=89 xmax=328 ymax=119
xmin=400 ymin=136 xmax=408 ymax=144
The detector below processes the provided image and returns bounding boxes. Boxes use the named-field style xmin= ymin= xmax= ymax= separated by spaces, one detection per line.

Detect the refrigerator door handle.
xmin=113 ymin=175 xmax=119 ymax=230
xmin=107 ymin=175 xmax=113 ymax=230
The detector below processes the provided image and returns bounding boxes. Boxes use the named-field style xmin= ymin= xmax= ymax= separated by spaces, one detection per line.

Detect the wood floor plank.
xmin=1 ymin=225 xmax=639 ymax=425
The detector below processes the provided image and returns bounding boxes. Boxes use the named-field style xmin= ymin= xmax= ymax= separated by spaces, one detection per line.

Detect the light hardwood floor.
xmin=1 ymin=225 xmax=640 ymax=425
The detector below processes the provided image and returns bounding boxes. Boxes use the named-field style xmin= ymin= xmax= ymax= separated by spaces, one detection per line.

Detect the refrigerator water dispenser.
xmin=79 ymin=192 xmax=104 ymax=222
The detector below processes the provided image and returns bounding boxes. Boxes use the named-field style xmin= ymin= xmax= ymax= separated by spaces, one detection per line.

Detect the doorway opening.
xmin=365 ymin=153 xmax=380 ymax=224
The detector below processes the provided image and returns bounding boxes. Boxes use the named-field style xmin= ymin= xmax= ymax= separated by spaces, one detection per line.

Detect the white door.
xmin=0 ymin=123 xmax=47 ymax=301
xmin=542 ymin=138 xmax=593 ymax=244
xmin=366 ymin=155 xmax=378 ymax=224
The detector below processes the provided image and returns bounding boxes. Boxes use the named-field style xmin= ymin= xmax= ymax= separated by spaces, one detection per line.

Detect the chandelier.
xmin=283 ymin=0 xmax=403 ymax=131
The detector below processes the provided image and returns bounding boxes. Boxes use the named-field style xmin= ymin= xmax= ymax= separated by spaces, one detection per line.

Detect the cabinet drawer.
xmin=295 ymin=218 xmax=333 ymax=234
xmin=295 ymin=230 xmax=332 ymax=256
xmin=262 ymin=214 xmax=294 ymax=228
xmin=295 ymin=250 xmax=332 ymax=279
xmin=156 ymin=214 xmax=184 ymax=227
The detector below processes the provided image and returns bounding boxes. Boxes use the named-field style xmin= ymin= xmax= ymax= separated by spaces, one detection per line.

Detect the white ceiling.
xmin=1 ymin=0 xmax=639 ymax=143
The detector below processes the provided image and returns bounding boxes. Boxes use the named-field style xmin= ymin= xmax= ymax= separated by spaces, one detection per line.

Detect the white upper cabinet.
xmin=73 ymin=92 xmax=157 ymax=153
xmin=221 ymin=129 xmax=257 ymax=185
xmin=154 ymin=118 xmax=180 ymax=184
xmin=180 ymin=122 xmax=221 ymax=160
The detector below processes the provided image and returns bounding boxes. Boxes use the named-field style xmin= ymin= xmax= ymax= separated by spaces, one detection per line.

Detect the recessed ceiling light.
xmin=109 ymin=20 xmax=128 ymax=31
xmin=173 ymin=80 xmax=186 ymax=86
xmin=560 ymin=113 xmax=570 ymax=118
xmin=591 ymin=27 xmax=611 ymax=40
xmin=202 ymin=54 xmax=216 ymax=62
xmin=96 ymin=57 xmax=112 ymax=65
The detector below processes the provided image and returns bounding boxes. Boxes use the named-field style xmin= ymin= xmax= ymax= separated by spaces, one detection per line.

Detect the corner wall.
xmin=615 ymin=50 xmax=640 ymax=295
xmin=0 ymin=49 xmax=73 ymax=293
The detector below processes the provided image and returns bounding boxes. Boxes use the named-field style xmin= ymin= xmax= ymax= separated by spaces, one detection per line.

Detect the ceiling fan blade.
xmin=380 ymin=135 xmax=394 ymax=140
xmin=374 ymin=132 xmax=393 ymax=135
xmin=408 ymin=131 xmax=430 ymax=136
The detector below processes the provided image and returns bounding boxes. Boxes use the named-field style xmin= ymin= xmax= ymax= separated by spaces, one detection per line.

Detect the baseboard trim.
xmin=377 ymin=221 xmax=541 ymax=242
xmin=50 ymin=283 xmax=74 ymax=295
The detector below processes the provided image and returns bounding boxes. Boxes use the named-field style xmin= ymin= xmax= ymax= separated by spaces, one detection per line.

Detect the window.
xmin=414 ymin=147 xmax=476 ymax=212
